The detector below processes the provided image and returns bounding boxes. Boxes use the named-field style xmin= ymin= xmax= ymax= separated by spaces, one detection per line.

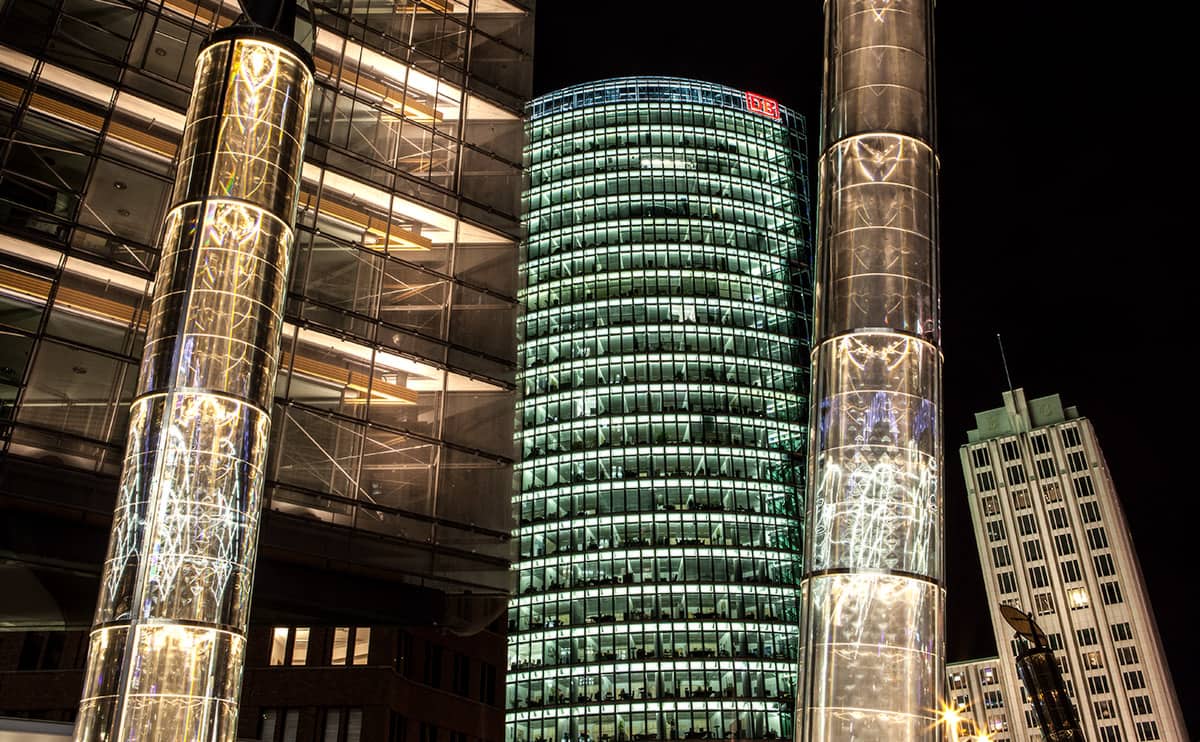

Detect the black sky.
xmin=532 ymin=2 xmax=1197 ymax=734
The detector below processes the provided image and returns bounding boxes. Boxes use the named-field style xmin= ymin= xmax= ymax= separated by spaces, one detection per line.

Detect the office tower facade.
xmin=798 ymin=1 xmax=943 ymax=739
xmin=0 ymin=0 xmax=532 ymax=739
xmin=960 ymin=389 xmax=1187 ymax=742
xmin=509 ymin=77 xmax=811 ymax=742
xmin=947 ymin=657 xmax=1016 ymax=741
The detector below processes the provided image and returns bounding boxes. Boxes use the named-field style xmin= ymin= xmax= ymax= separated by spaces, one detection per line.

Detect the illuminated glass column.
xmin=797 ymin=1 xmax=943 ymax=739
xmin=509 ymin=77 xmax=811 ymax=742
xmin=74 ymin=16 xmax=313 ymax=742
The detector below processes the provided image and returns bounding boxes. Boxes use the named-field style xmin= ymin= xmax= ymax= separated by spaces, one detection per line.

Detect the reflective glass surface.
xmin=509 ymin=77 xmax=811 ymax=742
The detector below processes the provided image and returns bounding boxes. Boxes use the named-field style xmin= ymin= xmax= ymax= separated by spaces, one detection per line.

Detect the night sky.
xmin=532 ymin=2 xmax=1197 ymax=734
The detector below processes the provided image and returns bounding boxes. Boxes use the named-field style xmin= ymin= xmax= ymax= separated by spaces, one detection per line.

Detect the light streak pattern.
xmin=75 ymin=35 xmax=312 ymax=742
xmin=798 ymin=1 xmax=943 ymax=739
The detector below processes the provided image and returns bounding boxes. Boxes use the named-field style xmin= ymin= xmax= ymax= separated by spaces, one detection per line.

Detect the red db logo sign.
xmin=744 ymin=92 xmax=781 ymax=120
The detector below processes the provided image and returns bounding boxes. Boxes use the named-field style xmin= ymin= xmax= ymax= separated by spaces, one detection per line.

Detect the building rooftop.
xmin=966 ymin=388 xmax=1080 ymax=442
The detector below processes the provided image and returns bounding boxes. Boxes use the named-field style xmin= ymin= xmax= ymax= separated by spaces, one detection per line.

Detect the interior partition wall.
xmin=798 ymin=1 xmax=943 ymax=740
xmin=509 ymin=77 xmax=811 ymax=742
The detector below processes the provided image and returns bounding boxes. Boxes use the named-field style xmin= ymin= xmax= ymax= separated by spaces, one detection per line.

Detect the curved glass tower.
xmin=509 ymin=77 xmax=811 ymax=742
xmin=798 ymin=1 xmax=943 ymax=740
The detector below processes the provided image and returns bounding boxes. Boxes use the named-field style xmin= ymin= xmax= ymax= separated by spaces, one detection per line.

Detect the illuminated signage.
xmin=745 ymin=92 xmax=781 ymax=120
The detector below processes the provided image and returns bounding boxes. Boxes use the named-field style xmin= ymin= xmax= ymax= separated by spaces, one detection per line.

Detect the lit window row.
xmin=521 ymin=296 xmax=794 ymax=340
xmin=510 ymin=626 xmax=795 ymax=668
xmin=522 ymin=327 xmax=799 ymax=367
xmin=526 ymin=170 xmax=798 ymax=212
xmin=515 ymin=514 xmax=799 ymax=559
xmin=527 ymin=193 xmax=799 ymax=235
xmin=519 ymin=384 xmax=803 ymax=426
xmin=527 ymin=122 xmax=795 ymax=165
xmin=520 ymin=269 xmax=791 ymax=310
xmin=528 ymin=98 xmax=803 ymax=139
xmin=268 ymin=626 xmax=371 ymax=667
xmin=526 ymin=220 xmax=800 ymax=261
xmin=524 ymin=243 xmax=793 ymax=284
xmin=519 ymin=354 xmax=802 ymax=397
xmin=514 ymin=480 xmax=796 ymax=523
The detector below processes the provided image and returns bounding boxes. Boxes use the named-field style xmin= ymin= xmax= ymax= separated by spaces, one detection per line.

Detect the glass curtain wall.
xmin=0 ymin=0 xmax=532 ymax=599
xmin=798 ymin=1 xmax=943 ymax=740
xmin=509 ymin=77 xmax=811 ymax=742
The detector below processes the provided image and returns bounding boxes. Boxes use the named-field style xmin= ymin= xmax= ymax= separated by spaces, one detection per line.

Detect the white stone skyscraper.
xmin=960 ymin=389 xmax=1187 ymax=742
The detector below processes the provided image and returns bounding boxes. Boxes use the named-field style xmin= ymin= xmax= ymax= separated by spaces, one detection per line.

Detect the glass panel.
xmin=332 ymin=626 xmax=349 ymax=665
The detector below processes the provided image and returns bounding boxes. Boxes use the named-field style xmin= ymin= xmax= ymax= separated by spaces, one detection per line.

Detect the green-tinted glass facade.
xmin=508 ymin=77 xmax=811 ymax=742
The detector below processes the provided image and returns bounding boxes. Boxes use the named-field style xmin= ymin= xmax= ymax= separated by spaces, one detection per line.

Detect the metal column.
xmin=75 ymin=21 xmax=313 ymax=742
xmin=798 ymin=1 xmax=943 ymax=739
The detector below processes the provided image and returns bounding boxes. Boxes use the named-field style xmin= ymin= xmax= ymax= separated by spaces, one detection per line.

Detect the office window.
xmin=991 ymin=545 xmax=1012 ymax=568
xmin=997 ymin=571 xmax=1017 ymax=594
xmin=1001 ymin=440 xmax=1020 ymax=461
xmin=983 ymin=690 xmax=1004 ymax=709
xmin=1031 ymin=433 xmax=1050 ymax=454
xmin=977 ymin=470 xmax=997 ymax=491
xmin=262 ymin=710 xmax=279 ymax=742
xmin=1087 ymin=526 xmax=1109 ymax=550
xmin=1123 ymin=670 xmax=1146 ymax=691
xmin=1111 ymin=622 xmax=1134 ymax=642
xmin=1117 ymin=646 xmax=1139 ymax=666
xmin=353 ymin=628 xmax=371 ymax=665
xmin=1082 ymin=651 xmax=1104 ymax=670
xmin=987 ymin=520 xmax=1007 ymax=542
xmin=1017 ymin=514 xmax=1038 ymax=536
xmin=1034 ymin=592 xmax=1054 ymax=615
xmin=271 ymin=627 xmax=290 ymax=666
xmin=424 ymin=643 xmax=443 ymax=688
xmin=480 ymin=662 xmax=498 ymax=705
xmin=1129 ymin=695 xmax=1153 ymax=716
xmin=270 ymin=627 xmax=310 ymax=667
xmin=1023 ymin=539 xmax=1044 ymax=561
xmin=1012 ymin=488 xmax=1031 ymax=509
xmin=972 ymin=447 xmax=992 ymax=467
xmin=452 ymin=652 xmax=471 ymax=696
xmin=982 ymin=495 xmax=1001 ymax=516
xmin=1098 ymin=725 xmax=1123 ymax=742
xmin=291 ymin=628 xmax=309 ymax=666
xmin=1054 ymin=533 xmax=1075 ymax=556
xmin=1087 ymin=675 xmax=1110 ymax=695
xmin=1028 ymin=565 xmax=1049 ymax=589
xmin=1080 ymin=501 xmax=1101 ymax=524
xmin=419 ymin=723 xmax=439 ymax=742
xmin=1047 ymin=632 xmax=1064 ymax=650
xmin=1135 ymin=721 xmax=1159 ymax=741
xmin=1006 ymin=464 xmax=1027 ymax=486
xmin=1043 ymin=482 xmax=1063 ymax=503
xmin=979 ymin=666 xmax=998 ymax=685
xmin=1067 ymin=450 xmax=1088 ymax=473
xmin=949 ymin=672 xmax=966 ymax=690
xmin=1035 ymin=458 xmax=1056 ymax=479
xmin=332 ymin=627 xmax=350 ymax=665
xmin=1047 ymin=507 xmax=1068 ymax=529
xmin=1072 ymin=475 xmax=1095 ymax=498
xmin=283 ymin=711 xmax=300 ymax=742
xmin=1094 ymin=553 xmax=1116 ymax=577
xmin=1101 ymin=581 xmax=1123 ymax=605
xmin=1068 ymin=587 xmax=1089 ymax=609
xmin=1076 ymin=627 xmax=1097 ymax=646
xmin=1094 ymin=700 xmax=1116 ymax=719
xmin=325 ymin=710 xmax=342 ymax=742
xmin=1060 ymin=426 xmax=1082 ymax=448
xmin=1060 ymin=559 xmax=1082 ymax=583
